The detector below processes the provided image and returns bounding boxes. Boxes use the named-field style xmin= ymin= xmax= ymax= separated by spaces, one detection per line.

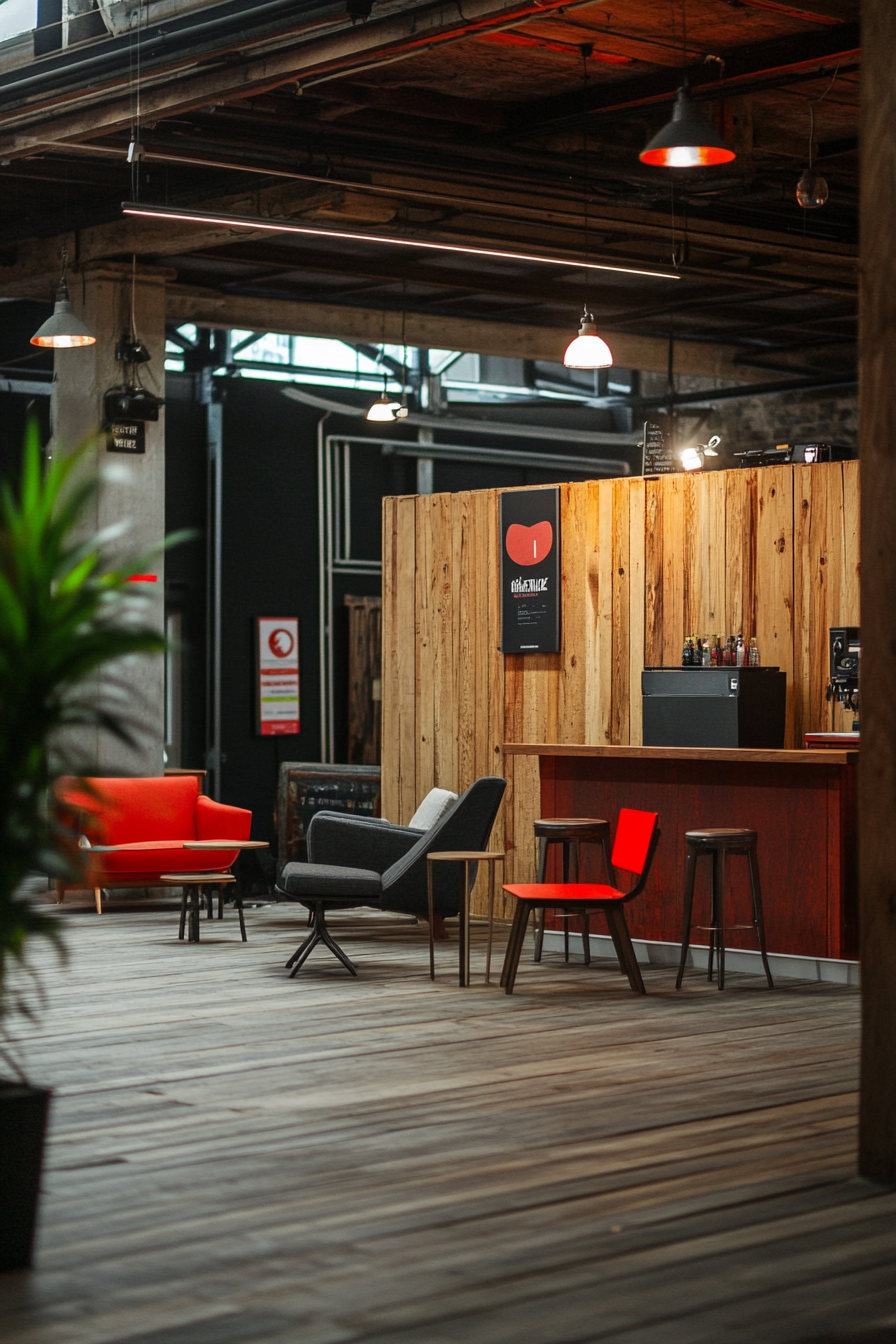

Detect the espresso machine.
xmin=828 ymin=626 xmax=860 ymax=731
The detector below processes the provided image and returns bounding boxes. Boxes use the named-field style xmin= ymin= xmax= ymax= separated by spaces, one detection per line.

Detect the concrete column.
xmin=51 ymin=262 xmax=171 ymax=776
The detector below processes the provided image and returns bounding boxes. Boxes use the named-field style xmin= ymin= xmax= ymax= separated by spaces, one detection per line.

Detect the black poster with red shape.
xmin=500 ymin=487 xmax=560 ymax=654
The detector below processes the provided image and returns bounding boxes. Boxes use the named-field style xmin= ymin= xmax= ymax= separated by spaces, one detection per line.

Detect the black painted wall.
xmin=164 ymin=378 xmax=209 ymax=777
xmin=218 ymin=379 xmax=323 ymax=838
xmin=164 ymin=371 xmax=639 ymax=847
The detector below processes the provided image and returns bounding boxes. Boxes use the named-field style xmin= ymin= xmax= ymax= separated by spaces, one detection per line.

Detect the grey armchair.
xmin=276 ymin=776 xmax=506 ymax=976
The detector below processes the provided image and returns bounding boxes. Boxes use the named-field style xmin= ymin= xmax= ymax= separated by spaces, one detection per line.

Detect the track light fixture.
xmin=680 ymin=434 xmax=720 ymax=472
xmin=120 ymin=203 xmax=678 ymax=284
xmin=30 ymin=249 xmax=96 ymax=348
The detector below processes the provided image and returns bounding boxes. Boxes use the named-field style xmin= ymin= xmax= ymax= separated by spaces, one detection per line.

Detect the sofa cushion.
xmin=408 ymin=787 xmax=458 ymax=831
xmin=58 ymin=776 xmax=200 ymax=844
xmin=89 ymin=840 xmax=240 ymax=881
xmin=278 ymin=862 xmax=382 ymax=900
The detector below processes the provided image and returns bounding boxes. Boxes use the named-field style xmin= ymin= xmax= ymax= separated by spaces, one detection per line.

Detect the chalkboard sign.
xmin=107 ymin=421 xmax=145 ymax=454
xmin=277 ymin=762 xmax=381 ymax=868
xmin=641 ymin=422 xmax=674 ymax=476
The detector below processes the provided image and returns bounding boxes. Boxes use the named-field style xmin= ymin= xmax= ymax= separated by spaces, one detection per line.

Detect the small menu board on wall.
xmin=106 ymin=422 xmax=145 ymax=454
xmin=256 ymin=617 xmax=300 ymax=735
xmin=641 ymin=421 xmax=674 ymax=476
xmin=500 ymin=487 xmax=560 ymax=654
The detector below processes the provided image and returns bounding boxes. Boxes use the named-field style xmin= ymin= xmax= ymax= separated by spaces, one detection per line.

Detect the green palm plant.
xmin=0 ymin=417 xmax=169 ymax=1067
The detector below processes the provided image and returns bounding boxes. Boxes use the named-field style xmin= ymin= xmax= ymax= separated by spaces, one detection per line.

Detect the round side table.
xmin=426 ymin=850 xmax=505 ymax=987
xmin=183 ymin=839 xmax=270 ymax=919
xmin=161 ymin=872 xmax=239 ymax=943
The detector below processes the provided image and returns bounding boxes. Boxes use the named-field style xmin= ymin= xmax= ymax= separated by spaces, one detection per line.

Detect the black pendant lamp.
xmin=640 ymin=83 xmax=735 ymax=168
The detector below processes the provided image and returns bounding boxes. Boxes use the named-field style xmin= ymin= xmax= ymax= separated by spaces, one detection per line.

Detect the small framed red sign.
xmin=256 ymin=617 xmax=300 ymax=735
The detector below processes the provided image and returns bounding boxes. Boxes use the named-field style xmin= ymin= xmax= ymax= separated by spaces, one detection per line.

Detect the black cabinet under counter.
xmin=642 ymin=667 xmax=787 ymax=749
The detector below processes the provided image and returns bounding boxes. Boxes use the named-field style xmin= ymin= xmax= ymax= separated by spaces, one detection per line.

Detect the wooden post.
xmin=859 ymin=0 xmax=896 ymax=1184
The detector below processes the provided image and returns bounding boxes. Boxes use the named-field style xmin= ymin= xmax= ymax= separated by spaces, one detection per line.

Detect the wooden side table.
xmin=183 ymin=838 xmax=270 ymax=915
xmin=427 ymin=850 xmax=505 ymax=987
xmin=161 ymin=872 xmax=240 ymax=943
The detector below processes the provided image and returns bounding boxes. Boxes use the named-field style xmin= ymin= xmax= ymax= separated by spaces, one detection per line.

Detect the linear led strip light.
xmin=121 ymin=201 xmax=680 ymax=282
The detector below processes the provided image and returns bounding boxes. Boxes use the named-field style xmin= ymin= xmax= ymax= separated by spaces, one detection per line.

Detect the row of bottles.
xmin=682 ymin=634 xmax=760 ymax=667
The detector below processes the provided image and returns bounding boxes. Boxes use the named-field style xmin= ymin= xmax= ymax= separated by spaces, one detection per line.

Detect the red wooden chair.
xmin=500 ymin=809 xmax=660 ymax=995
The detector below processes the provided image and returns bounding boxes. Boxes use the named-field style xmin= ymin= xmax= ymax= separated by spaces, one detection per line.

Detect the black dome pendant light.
xmin=640 ymin=1 xmax=735 ymax=168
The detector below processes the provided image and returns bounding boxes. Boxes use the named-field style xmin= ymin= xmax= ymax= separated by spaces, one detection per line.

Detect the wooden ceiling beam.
xmin=174 ymin=241 xmax=852 ymax=339
xmin=0 ymin=158 xmax=857 ymax=312
xmin=304 ymin=80 xmax=505 ymax=128
xmin=32 ymin=132 xmax=858 ymax=283
xmin=164 ymin=282 xmax=762 ymax=381
xmin=509 ymin=22 xmax=861 ymax=137
xmin=0 ymin=0 xmax=589 ymax=154
xmin=734 ymin=0 xmax=857 ymax=21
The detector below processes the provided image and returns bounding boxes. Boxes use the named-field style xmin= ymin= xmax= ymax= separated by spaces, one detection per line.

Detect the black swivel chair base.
xmin=285 ymin=901 xmax=358 ymax=977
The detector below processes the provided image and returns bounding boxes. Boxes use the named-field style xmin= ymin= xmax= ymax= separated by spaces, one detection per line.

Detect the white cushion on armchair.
xmin=408 ymin=787 xmax=458 ymax=831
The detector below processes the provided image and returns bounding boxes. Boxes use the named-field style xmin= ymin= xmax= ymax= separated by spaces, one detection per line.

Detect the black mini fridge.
xmin=641 ymin=667 xmax=787 ymax=748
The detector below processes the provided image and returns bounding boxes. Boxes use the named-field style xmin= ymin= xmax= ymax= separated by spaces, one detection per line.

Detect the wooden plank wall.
xmin=344 ymin=595 xmax=382 ymax=765
xmin=381 ymin=461 xmax=860 ymax=916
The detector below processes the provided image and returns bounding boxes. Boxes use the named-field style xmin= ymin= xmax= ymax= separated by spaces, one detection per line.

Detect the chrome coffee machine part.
xmin=827 ymin=626 xmax=860 ymax=732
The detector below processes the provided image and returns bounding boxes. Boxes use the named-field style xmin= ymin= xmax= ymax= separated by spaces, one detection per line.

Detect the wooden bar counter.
xmin=504 ymin=744 xmax=858 ymax=961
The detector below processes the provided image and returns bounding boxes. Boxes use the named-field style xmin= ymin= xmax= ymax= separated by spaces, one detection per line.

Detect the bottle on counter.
xmin=702 ymin=636 xmax=711 ymax=667
xmin=710 ymin=636 xmax=719 ymax=667
xmin=748 ymin=636 xmax=760 ymax=666
xmin=736 ymin=634 xmax=746 ymax=666
xmin=682 ymin=636 xmax=691 ymax=666
xmin=725 ymin=635 xmax=736 ymax=666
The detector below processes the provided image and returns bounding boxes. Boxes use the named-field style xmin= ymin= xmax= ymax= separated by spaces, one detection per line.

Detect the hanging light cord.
xmin=400 ymin=278 xmax=408 ymax=409
xmin=670 ymin=173 xmax=677 ymax=269
xmin=580 ymin=43 xmax=591 ymax=313
xmin=379 ymin=295 xmax=388 ymax=395
xmin=808 ymin=65 xmax=840 ymax=170
xmin=681 ymin=0 xmax=687 ymax=82
xmin=129 ymin=254 xmax=137 ymax=344
xmin=129 ymin=0 xmax=145 ymax=199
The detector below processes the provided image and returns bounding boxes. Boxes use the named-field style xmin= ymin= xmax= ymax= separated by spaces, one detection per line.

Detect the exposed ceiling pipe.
xmin=0 ymin=0 xmax=597 ymax=109
xmin=634 ymin=374 xmax=857 ymax=410
xmin=378 ymin=438 xmax=630 ymax=477
xmin=0 ymin=0 xmax=342 ymax=98
xmin=281 ymin=383 xmax=640 ymax=449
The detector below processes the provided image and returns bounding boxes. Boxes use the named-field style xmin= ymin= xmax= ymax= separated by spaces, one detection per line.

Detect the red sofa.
xmin=54 ymin=775 xmax=251 ymax=913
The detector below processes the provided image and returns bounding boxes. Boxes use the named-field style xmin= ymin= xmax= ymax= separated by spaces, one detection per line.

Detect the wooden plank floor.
xmin=1 ymin=897 xmax=894 ymax=1344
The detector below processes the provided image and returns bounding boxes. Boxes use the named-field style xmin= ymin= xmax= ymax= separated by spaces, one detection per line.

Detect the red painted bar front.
xmin=506 ymin=746 xmax=858 ymax=961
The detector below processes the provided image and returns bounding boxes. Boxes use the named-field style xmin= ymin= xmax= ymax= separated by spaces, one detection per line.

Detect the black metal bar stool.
xmin=675 ymin=829 xmax=774 ymax=991
xmin=533 ymin=818 xmax=612 ymax=963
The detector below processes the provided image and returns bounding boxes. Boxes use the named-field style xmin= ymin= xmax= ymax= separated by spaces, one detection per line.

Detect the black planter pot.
xmin=0 ymin=1081 xmax=51 ymax=1271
